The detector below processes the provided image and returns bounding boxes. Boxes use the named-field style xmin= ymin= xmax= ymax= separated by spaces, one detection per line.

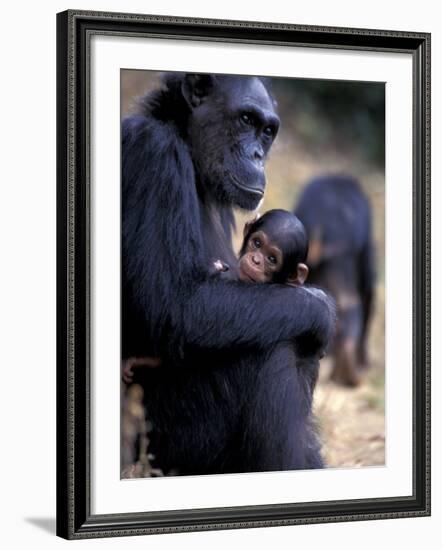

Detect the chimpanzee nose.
xmin=252 ymin=254 xmax=261 ymax=265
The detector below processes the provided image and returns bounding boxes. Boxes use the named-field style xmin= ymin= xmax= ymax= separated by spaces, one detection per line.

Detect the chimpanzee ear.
xmin=182 ymin=74 xmax=215 ymax=109
xmin=287 ymin=263 xmax=309 ymax=286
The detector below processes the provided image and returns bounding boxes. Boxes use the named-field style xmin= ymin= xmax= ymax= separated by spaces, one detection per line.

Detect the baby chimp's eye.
xmin=268 ymin=255 xmax=277 ymax=265
xmin=253 ymin=238 xmax=261 ymax=248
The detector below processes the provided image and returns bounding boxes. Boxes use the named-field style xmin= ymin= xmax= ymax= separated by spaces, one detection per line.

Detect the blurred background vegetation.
xmin=121 ymin=70 xmax=385 ymax=471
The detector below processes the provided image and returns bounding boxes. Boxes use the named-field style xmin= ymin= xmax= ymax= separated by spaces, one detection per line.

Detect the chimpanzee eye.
xmin=253 ymin=238 xmax=261 ymax=248
xmin=240 ymin=113 xmax=254 ymax=126
xmin=268 ymin=255 xmax=277 ymax=265
xmin=263 ymin=126 xmax=274 ymax=137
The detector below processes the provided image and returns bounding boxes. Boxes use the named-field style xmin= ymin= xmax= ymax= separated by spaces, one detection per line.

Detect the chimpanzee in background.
xmin=295 ymin=174 xmax=376 ymax=387
xmin=122 ymin=73 xmax=335 ymax=475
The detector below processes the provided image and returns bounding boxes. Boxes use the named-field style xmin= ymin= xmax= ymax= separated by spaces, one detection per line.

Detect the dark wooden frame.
xmin=56 ymin=9 xmax=431 ymax=540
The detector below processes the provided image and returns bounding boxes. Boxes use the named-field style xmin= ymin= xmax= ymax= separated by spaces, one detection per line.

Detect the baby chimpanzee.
xmin=213 ymin=208 xmax=326 ymax=401
xmin=214 ymin=209 xmax=309 ymax=287
xmin=123 ymin=209 xmax=315 ymax=382
xmin=214 ymin=209 xmax=327 ymax=370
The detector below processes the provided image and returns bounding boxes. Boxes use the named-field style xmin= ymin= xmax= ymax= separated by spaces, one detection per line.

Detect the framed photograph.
xmin=56 ymin=10 xmax=431 ymax=539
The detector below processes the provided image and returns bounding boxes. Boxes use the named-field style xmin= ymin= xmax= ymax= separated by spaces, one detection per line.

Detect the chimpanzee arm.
xmin=122 ymin=116 xmax=334 ymax=355
xmin=179 ymin=280 xmax=334 ymax=353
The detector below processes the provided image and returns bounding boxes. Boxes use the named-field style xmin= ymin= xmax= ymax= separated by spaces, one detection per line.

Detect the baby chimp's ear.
xmin=286 ymin=263 xmax=309 ymax=286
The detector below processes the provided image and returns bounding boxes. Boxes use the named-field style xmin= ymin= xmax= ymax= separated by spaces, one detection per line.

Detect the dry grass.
xmin=315 ymin=355 xmax=385 ymax=468
xmin=315 ymin=285 xmax=385 ymax=468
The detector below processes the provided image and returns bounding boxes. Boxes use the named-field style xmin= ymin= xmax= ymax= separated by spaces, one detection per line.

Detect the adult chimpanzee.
xmin=122 ymin=73 xmax=335 ymax=475
xmin=295 ymin=174 xmax=376 ymax=387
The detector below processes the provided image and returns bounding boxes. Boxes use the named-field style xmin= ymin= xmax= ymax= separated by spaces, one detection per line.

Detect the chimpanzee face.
xmin=182 ymin=74 xmax=280 ymax=210
xmin=238 ymin=230 xmax=283 ymax=283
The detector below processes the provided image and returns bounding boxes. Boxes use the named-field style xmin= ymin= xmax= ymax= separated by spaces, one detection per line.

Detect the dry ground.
xmin=315 ymin=362 xmax=385 ymax=468
xmin=314 ymin=285 xmax=385 ymax=468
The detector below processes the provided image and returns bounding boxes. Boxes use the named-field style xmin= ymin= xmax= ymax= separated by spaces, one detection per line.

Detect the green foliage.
xmin=272 ymin=78 xmax=385 ymax=168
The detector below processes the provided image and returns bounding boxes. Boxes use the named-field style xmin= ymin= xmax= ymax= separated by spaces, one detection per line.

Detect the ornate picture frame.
xmin=56 ymin=10 xmax=430 ymax=539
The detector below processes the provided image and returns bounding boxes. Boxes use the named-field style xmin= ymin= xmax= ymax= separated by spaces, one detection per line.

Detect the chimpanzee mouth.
xmin=239 ymin=264 xmax=260 ymax=283
xmin=241 ymin=273 xmax=258 ymax=283
xmin=229 ymin=173 xmax=265 ymax=197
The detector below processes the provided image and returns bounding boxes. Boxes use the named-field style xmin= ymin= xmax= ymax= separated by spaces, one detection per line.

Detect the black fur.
xmin=122 ymin=73 xmax=334 ymax=474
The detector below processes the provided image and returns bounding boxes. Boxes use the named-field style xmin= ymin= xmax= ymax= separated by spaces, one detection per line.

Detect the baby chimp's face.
xmin=238 ymin=230 xmax=283 ymax=283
